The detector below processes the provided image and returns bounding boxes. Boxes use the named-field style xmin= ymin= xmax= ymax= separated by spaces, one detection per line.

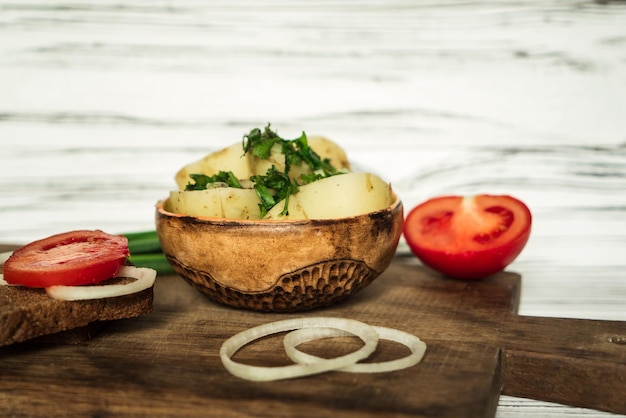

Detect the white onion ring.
xmin=284 ymin=326 xmax=427 ymax=373
xmin=219 ymin=317 xmax=379 ymax=382
xmin=45 ymin=265 xmax=156 ymax=301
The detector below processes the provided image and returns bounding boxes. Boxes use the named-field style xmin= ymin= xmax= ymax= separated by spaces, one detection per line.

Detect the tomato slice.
xmin=3 ymin=230 xmax=129 ymax=288
xmin=403 ymin=195 xmax=531 ymax=280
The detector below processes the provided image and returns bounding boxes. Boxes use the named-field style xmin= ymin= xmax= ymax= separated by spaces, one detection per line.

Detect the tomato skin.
xmin=3 ymin=230 xmax=129 ymax=288
xmin=403 ymin=195 xmax=531 ymax=280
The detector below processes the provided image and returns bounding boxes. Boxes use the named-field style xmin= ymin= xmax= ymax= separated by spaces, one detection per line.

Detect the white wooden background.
xmin=1 ymin=1 xmax=625 ymax=416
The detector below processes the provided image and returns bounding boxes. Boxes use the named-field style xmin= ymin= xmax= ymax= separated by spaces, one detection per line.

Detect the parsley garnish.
xmin=250 ymin=166 xmax=299 ymax=217
xmin=185 ymin=171 xmax=242 ymax=190
xmin=185 ymin=124 xmax=344 ymax=217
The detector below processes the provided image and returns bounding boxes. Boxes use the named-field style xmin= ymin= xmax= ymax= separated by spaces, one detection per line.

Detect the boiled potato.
xmin=250 ymin=136 xmax=350 ymax=182
xmin=166 ymin=189 xmax=220 ymax=218
xmin=248 ymin=142 xmax=286 ymax=177
xmin=177 ymin=136 xmax=352 ymax=190
xmin=171 ymin=132 xmax=375 ymax=220
xmin=219 ymin=188 xmax=262 ymax=219
xmin=175 ymin=142 xmax=252 ymax=190
xmin=274 ymin=136 xmax=352 ymax=183
xmin=308 ymin=136 xmax=351 ymax=171
xmin=167 ymin=188 xmax=262 ymax=219
xmin=264 ymin=172 xmax=393 ymax=220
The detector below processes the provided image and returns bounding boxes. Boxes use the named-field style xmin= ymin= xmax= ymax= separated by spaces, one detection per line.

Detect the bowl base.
xmin=166 ymin=256 xmax=380 ymax=312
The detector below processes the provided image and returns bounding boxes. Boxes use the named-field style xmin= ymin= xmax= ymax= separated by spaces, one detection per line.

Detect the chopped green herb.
xmin=188 ymin=124 xmax=343 ymax=217
xmin=243 ymin=126 xmax=280 ymax=159
xmin=251 ymin=166 xmax=300 ymax=217
xmin=185 ymin=171 xmax=242 ymax=191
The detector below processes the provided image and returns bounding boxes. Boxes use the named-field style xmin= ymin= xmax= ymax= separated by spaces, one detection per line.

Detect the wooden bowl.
xmin=155 ymin=196 xmax=403 ymax=312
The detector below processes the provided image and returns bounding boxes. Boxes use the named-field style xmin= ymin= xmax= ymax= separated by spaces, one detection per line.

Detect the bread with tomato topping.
xmin=0 ymin=279 xmax=153 ymax=347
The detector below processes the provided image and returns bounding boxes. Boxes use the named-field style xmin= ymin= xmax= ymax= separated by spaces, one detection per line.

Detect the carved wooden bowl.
xmin=155 ymin=196 xmax=403 ymax=312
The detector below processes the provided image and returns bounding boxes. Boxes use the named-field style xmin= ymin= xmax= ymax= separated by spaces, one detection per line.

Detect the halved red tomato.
xmin=3 ymin=230 xmax=129 ymax=288
xmin=403 ymin=194 xmax=531 ymax=280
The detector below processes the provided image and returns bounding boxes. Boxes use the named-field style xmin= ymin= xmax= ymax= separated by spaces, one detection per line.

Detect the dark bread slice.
xmin=0 ymin=282 xmax=153 ymax=347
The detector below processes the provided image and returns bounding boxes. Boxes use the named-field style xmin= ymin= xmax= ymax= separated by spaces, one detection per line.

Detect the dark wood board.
xmin=1 ymin=250 xmax=625 ymax=417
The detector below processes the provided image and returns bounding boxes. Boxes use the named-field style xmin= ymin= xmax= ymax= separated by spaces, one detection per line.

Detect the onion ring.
xmin=219 ymin=317 xmax=379 ymax=382
xmin=284 ymin=326 xmax=427 ymax=373
xmin=45 ymin=265 xmax=156 ymax=301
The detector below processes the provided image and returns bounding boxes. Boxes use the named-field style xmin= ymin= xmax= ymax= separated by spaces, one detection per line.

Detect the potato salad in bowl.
xmin=156 ymin=125 xmax=403 ymax=312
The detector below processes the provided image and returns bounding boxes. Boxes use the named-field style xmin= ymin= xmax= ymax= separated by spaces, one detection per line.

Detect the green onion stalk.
xmin=122 ymin=230 xmax=175 ymax=275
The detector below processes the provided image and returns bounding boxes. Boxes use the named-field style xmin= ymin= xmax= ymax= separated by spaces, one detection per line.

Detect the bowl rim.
xmin=156 ymin=193 xmax=402 ymax=226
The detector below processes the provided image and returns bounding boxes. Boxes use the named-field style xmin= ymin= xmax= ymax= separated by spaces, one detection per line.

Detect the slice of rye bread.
xmin=0 ymin=282 xmax=153 ymax=347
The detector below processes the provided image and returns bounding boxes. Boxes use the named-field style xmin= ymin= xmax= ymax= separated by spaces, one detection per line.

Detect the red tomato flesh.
xmin=403 ymin=195 xmax=531 ymax=280
xmin=3 ymin=230 xmax=129 ymax=288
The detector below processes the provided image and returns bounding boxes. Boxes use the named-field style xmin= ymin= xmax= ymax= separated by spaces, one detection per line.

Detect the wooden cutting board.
xmin=1 ymin=251 xmax=625 ymax=417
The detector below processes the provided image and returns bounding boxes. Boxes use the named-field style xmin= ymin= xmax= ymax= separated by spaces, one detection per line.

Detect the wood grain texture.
xmin=1 ymin=257 xmax=625 ymax=417
xmin=1 ymin=1 xmax=626 ymax=416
